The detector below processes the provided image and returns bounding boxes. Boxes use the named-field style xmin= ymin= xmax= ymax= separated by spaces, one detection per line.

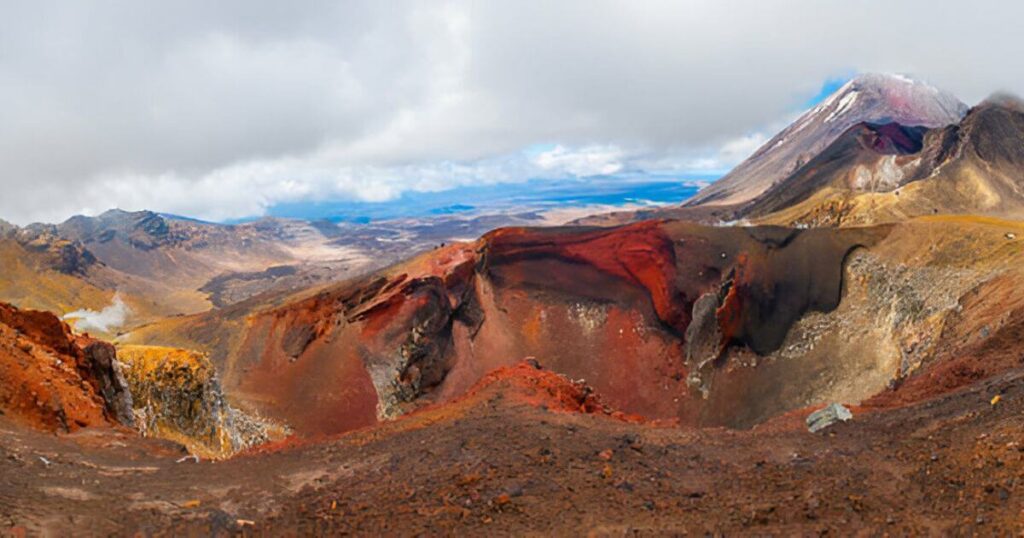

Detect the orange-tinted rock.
xmin=0 ymin=302 xmax=78 ymax=356
xmin=0 ymin=302 xmax=133 ymax=432
xmin=715 ymin=253 xmax=750 ymax=349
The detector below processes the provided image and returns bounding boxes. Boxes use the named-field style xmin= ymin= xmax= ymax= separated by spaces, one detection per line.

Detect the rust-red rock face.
xmin=0 ymin=302 xmax=133 ymax=432
xmin=715 ymin=252 xmax=750 ymax=349
xmin=484 ymin=221 xmax=689 ymax=334
xmin=220 ymin=222 xmax=888 ymax=436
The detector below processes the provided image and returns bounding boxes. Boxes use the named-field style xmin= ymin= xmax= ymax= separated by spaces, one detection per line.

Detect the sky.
xmin=2 ymin=1 xmax=1024 ymax=225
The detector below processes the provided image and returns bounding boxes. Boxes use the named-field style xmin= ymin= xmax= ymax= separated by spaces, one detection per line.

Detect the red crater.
xmin=214 ymin=221 xmax=889 ymax=437
xmin=485 ymin=221 xmax=688 ymax=333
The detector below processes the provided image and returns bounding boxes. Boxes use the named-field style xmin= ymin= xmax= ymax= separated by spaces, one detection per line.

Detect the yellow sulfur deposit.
xmin=116 ymin=345 xmax=286 ymax=458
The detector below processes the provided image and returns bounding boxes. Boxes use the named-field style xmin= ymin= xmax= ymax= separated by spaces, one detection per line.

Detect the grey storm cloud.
xmin=1 ymin=0 xmax=1023 ymax=224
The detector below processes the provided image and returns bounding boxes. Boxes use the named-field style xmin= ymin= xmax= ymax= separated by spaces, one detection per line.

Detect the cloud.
xmin=532 ymin=145 xmax=625 ymax=177
xmin=676 ymin=133 xmax=773 ymax=173
xmin=64 ymin=294 xmax=130 ymax=334
xmin=2 ymin=1 xmax=1024 ymax=224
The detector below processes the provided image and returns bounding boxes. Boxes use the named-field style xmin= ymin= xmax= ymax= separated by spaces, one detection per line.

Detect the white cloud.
xmin=718 ymin=134 xmax=769 ymax=165
xmin=1 ymin=1 xmax=1024 ymax=224
xmin=532 ymin=145 xmax=625 ymax=177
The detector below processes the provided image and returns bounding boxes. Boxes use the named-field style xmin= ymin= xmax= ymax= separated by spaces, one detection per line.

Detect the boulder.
xmin=806 ymin=403 xmax=853 ymax=433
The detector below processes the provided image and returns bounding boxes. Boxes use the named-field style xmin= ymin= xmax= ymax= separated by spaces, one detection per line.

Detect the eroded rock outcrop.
xmin=116 ymin=345 xmax=285 ymax=458
xmin=12 ymin=225 xmax=98 ymax=275
xmin=0 ymin=302 xmax=133 ymax=432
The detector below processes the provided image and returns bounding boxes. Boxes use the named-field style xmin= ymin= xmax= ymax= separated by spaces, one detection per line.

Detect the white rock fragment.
xmin=806 ymin=402 xmax=853 ymax=433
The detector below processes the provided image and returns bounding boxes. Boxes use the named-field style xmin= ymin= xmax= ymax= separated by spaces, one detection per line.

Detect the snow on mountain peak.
xmin=824 ymin=90 xmax=860 ymax=123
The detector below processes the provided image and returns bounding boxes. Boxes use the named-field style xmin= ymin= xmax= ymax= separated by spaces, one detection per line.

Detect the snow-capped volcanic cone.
xmin=687 ymin=73 xmax=967 ymax=207
xmin=749 ymin=93 xmax=1024 ymax=226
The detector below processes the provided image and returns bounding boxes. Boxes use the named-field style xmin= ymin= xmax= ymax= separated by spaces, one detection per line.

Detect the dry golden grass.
xmin=0 ymin=242 xmax=114 ymax=315
xmin=117 ymin=344 xmax=212 ymax=378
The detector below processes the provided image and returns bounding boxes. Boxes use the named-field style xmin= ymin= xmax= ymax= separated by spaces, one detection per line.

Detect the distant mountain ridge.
xmin=0 ymin=209 xmax=357 ymax=325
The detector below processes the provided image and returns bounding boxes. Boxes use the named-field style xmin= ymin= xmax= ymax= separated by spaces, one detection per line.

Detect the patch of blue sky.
xmin=805 ymin=73 xmax=856 ymax=108
xmin=522 ymin=142 xmax=558 ymax=157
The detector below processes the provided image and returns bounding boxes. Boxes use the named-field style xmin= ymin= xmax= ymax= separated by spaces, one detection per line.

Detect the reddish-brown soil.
xmin=2 ymin=359 xmax=1023 ymax=535
xmin=399 ymin=361 xmax=649 ymax=426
